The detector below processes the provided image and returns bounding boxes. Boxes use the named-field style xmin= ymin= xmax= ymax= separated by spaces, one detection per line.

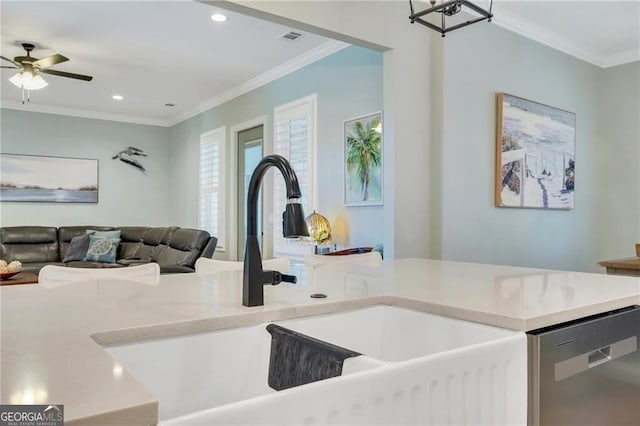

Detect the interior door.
xmin=237 ymin=125 xmax=263 ymax=260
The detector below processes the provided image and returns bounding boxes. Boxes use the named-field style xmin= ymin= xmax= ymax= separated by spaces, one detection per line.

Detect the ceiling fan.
xmin=1 ymin=42 xmax=93 ymax=102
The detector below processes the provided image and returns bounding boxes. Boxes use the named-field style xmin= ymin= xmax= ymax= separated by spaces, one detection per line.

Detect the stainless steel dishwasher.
xmin=528 ymin=306 xmax=640 ymax=426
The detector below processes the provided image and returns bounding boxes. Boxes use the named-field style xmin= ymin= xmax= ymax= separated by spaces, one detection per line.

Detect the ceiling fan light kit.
xmin=2 ymin=42 xmax=93 ymax=103
xmin=409 ymin=0 xmax=493 ymax=37
xmin=10 ymin=69 xmax=48 ymax=90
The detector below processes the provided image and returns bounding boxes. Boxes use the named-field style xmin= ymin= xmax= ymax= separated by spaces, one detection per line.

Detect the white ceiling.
xmin=1 ymin=1 xmax=638 ymax=127
xmin=487 ymin=0 xmax=640 ymax=67
xmin=0 ymin=1 xmax=337 ymax=126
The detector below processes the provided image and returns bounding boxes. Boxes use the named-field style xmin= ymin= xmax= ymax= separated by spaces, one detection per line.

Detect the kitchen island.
xmin=1 ymin=259 xmax=639 ymax=424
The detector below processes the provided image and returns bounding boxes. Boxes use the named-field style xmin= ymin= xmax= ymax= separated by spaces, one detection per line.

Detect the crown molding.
xmin=602 ymin=48 xmax=640 ymax=68
xmin=492 ymin=12 xmax=605 ymax=68
xmin=493 ymin=10 xmax=639 ymax=69
xmin=167 ymin=39 xmax=350 ymax=126
xmin=0 ymin=100 xmax=171 ymax=127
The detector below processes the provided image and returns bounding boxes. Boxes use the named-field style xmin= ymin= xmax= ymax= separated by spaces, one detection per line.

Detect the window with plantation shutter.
xmin=273 ymin=95 xmax=317 ymax=258
xmin=199 ymin=127 xmax=226 ymax=252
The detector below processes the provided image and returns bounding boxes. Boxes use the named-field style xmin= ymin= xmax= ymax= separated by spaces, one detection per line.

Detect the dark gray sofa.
xmin=0 ymin=226 xmax=217 ymax=274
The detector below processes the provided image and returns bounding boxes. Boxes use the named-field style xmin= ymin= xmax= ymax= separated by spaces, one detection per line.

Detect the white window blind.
xmin=273 ymin=95 xmax=317 ymax=258
xmin=199 ymin=127 xmax=226 ymax=252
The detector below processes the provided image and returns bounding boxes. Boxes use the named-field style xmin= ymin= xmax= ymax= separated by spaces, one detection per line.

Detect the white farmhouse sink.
xmin=105 ymin=305 xmax=527 ymax=425
xmin=277 ymin=305 xmax=518 ymax=362
xmin=106 ymin=323 xmax=273 ymax=420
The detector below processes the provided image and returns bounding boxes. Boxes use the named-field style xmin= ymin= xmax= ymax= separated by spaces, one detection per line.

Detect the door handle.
xmin=555 ymin=336 xmax=637 ymax=381
xmin=587 ymin=346 xmax=612 ymax=368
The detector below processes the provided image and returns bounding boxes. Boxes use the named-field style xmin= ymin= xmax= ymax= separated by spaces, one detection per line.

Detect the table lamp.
xmin=305 ymin=211 xmax=333 ymax=254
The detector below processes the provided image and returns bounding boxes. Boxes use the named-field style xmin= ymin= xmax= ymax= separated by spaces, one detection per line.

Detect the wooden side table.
xmin=0 ymin=271 xmax=38 ymax=286
xmin=598 ymin=257 xmax=640 ymax=277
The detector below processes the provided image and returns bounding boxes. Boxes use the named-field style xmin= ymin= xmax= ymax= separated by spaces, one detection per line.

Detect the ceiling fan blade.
xmin=1 ymin=55 xmax=20 ymax=67
xmin=0 ymin=66 xmax=18 ymax=69
xmin=40 ymin=68 xmax=93 ymax=81
xmin=33 ymin=53 xmax=69 ymax=69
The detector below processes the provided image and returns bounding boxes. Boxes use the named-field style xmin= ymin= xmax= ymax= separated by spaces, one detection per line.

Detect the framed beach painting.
xmin=495 ymin=94 xmax=575 ymax=210
xmin=344 ymin=111 xmax=383 ymax=206
xmin=0 ymin=154 xmax=98 ymax=203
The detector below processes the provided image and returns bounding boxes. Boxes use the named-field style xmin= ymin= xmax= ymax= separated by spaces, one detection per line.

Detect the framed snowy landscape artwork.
xmin=0 ymin=154 xmax=98 ymax=203
xmin=495 ymin=93 xmax=575 ymax=210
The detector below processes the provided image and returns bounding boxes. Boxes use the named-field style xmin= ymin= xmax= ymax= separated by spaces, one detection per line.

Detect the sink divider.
xmin=266 ymin=324 xmax=361 ymax=391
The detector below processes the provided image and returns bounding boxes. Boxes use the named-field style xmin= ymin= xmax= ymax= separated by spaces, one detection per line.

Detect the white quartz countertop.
xmin=1 ymin=259 xmax=639 ymax=424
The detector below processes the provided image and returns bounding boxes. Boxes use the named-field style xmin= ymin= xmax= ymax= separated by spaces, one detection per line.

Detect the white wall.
xmin=169 ymin=46 xmax=383 ymax=259
xmin=0 ymin=109 xmax=172 ymax=227
xmin=219 ymin=0 xmax=435 ymax=259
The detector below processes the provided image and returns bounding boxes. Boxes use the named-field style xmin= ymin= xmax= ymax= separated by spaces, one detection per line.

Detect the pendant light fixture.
xmin=409 ymin=0 xmax=493 ymax=37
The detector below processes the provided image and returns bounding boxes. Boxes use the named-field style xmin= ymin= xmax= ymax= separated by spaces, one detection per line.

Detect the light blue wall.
xmin=596 ymin=62 xmax=640 ymax=261
xmin=169 ymin=46 xmax=384 ymax=257
xmin=432 ymin=22 xmax=638 ymax=273
xmin=0 ymin=47 xmax=383 ymax=249
xmin=2 ymin=36 xmax=634 ymax=273
xmin=0 ymin=109 xmax=172 ymax=226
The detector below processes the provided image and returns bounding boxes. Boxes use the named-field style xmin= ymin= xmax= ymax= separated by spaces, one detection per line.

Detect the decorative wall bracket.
xmin=112 ymin=146 xmax=147 ymax=172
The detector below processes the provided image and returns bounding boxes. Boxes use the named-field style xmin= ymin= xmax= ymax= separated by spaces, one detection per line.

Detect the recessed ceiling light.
xmin=112 ymin=95 xmax=123 ymax=100
xmin=211 ymin=13 xmax=227 ymax=22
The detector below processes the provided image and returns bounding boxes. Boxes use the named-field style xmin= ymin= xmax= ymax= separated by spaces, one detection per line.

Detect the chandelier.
xmin=409 ymin=0 xmax=494 ymax=37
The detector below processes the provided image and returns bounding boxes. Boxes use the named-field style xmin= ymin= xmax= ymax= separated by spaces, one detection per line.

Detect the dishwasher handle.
xmin=587 ymin=346 xmax=612 ymax=369
xmin=555 ymin=336 xmax=637 ymax=381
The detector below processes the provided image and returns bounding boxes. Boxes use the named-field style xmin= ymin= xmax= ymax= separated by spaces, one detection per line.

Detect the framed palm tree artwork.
xmin=344 ymin=112 xmax=383 ymax=206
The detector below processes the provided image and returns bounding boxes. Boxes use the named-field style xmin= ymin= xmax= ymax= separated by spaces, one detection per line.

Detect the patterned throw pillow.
xmin=83 ymin=236 xmax=120 ymax=263
xmin=86 ymin=229 xmax=122 ymax=239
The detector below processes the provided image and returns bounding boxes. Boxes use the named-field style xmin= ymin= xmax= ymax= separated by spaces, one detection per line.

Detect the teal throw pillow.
xmin=86 ymin=229 xmax=122 ymax=239
xmin=84 ymin=236 xmax=120 ymax=263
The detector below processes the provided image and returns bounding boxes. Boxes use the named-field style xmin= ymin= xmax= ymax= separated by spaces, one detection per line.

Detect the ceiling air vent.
xmin=282 ymin=31 xmax=303 ymax=41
